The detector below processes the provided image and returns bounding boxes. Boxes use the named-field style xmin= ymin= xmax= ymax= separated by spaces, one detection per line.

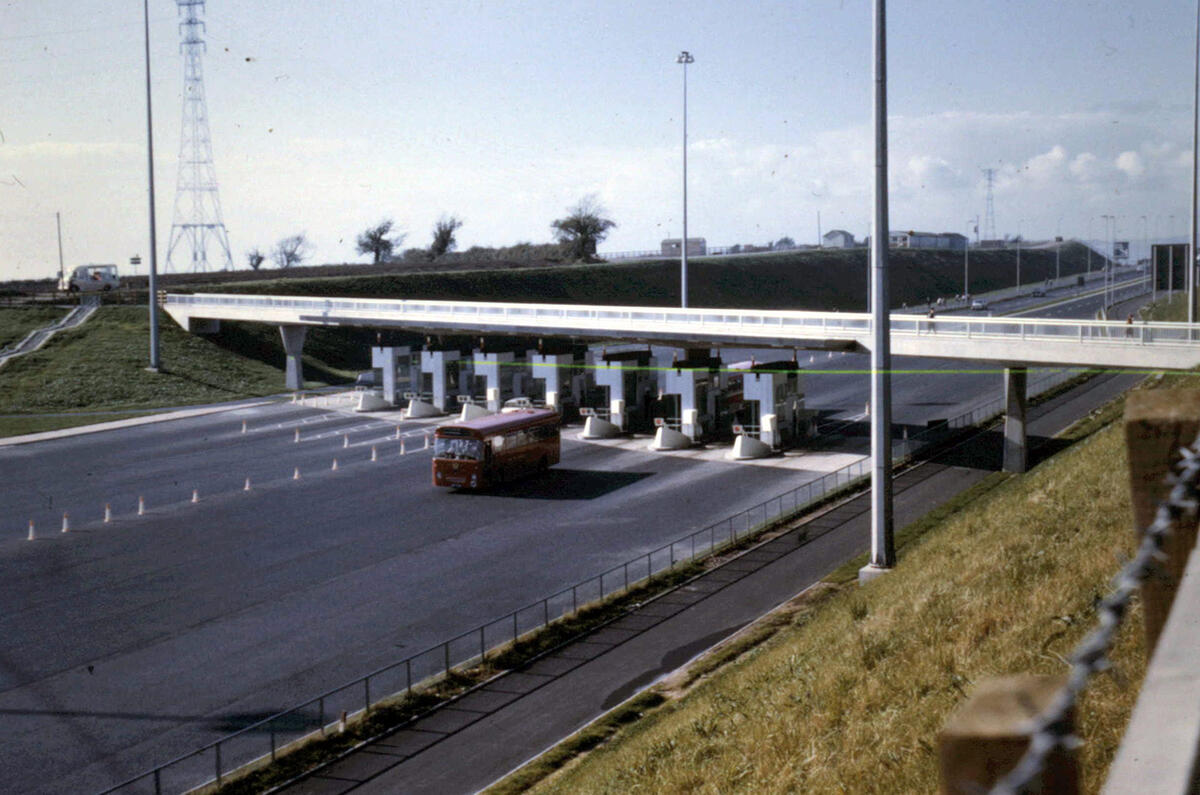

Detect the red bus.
xmin=432 ymin=408 xmax=561 ymax=489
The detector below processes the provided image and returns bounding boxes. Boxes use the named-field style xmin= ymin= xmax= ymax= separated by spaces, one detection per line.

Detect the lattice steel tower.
xmin=166 ymin=0 xmax=232 ymax=272
xmin=981 ymin=167 xmax=998 ymax=243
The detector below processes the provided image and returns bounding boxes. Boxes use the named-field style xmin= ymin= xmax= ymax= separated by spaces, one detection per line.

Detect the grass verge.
xmin=497 ymin=393 xmax=1151 ymax=794
xmin=0 ymin=306 xmax=360 ymax=436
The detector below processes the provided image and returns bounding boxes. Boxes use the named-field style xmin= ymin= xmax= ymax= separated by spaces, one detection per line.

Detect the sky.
xmin=1 ymin=0 xmax=1198 ymax=280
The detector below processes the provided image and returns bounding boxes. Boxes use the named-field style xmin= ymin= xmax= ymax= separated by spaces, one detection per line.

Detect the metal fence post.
xmin=572 ymin=584 xmax=577 ymax=613
xmin=624 ymin=561 xmax=629 ymax=591
xmin=406 ymin=660 xmax=412 ymax=694
xmin=215 ymin=742 xmax=222 ymax=786
xmin=365 ymin=677 xmax=371 ymax=714
xmin=479 ymin=626 xmax=486 ymax=662
xmin=543 ymin=598 xmax=549 ymax=626
xmin=154 ymin=769 xmax=162 ymax=795
xmin=319 ymin=696 xmax=325 ymax=735
xmin=444 ymin=643 xmax=450 ymax=674
xmin=513 ymin=611 xmax=518 ymax=641
xmin=270 ymin=723 xmax=276 ymax=761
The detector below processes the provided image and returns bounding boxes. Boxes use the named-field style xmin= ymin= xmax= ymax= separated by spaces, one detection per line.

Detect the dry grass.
xmin=526 ymin=423 xmax=1144 ymax=794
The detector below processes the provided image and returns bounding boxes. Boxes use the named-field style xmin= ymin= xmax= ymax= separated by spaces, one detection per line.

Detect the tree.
xmin=430 ymin=215 xmax=463 ymax=258
xmin=551 ymin=195 xmax=616 ymax=261
xmin=775 ymin=236 xmax=795 ymax=250
xmin=273 ymin=233 xmax=312 ymax=269
xmin=246 ymin=247 xmax=265 ymax=271
xmin=356 ymin=219 xmax=402 ymax=264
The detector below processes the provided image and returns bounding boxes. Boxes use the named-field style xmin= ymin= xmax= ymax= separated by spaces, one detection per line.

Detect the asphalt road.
xmin=0 ymin=282 xmax=1153 ymax=792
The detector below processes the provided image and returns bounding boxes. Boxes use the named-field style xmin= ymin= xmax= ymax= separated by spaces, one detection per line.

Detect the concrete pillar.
xmin=1003 ymin=366 xmax=1028 ymax=473
xmin=280 ymin=325 xmax=307 ymax=391
xmin=420 ymin=349 xmax=463 ymax=412
xmin=474 ymin=350 xmax=516 ymax=412
xmin=530 ymin=352 xmax=574 ymax=409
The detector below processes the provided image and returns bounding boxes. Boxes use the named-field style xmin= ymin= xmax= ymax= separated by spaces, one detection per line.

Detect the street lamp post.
xmin=1101 ymin=214 xmax=1113 ymax=311
xmin=963 ymin=219 xmax=972 ymax=297
xmin=1055 ymin=217 xmax=1062 ymax=284
xmin=1016 ymin=219 xmax=1022 ymax=292
xmin=143 ymin=0 xmax=160 ymax=372
xmin=676 ymin=50 xmax=694 ymax=309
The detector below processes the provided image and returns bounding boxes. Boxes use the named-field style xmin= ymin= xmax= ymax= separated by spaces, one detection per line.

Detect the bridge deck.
xmin=163 ymin=293 xmax=1200 ymax=371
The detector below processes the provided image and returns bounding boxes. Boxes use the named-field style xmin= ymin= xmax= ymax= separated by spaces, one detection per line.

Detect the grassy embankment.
xmin=493 ymin=382 xmax=1166 ymax=794
xmin=199 ymin=244 xmax=1099 ymax=312
xmin=0 ymin=306 xmax=368 ymax=438
xmin=0 ymin=305 xmax=67 ymax=350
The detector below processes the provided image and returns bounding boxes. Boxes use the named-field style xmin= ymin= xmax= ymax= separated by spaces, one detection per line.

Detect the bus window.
xmin=433 ymin=437 xmax=483 ymax=461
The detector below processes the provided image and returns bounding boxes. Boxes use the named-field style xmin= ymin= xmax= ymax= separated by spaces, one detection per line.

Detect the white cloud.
xmin=1115 ymin=150 xmax=1146 ymax=178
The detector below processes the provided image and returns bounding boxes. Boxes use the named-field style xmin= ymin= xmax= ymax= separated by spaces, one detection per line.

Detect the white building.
xmin=822 ymin=229 xmax=856 ymax=248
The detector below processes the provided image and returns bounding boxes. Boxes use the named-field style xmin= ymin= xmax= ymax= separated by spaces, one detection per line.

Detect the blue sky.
xmin=1 ymin=0 xmax=1197 ymax=279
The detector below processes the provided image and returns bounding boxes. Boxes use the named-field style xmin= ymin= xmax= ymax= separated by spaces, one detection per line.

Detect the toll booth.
xmin=529 ymin=351 xmax=579 ymax=410
xmin=370 ymin=345 xmax=420 ymax=406
xmin=471 ymin=349 xmax=522 ymax=412
xmin=726 ymin=359 xmax=814 ymax=459
xmin=411 ymin=349 xmax=470 ymax=417
xmin=652 ymin=350 xmax=722 ymax=449
xmin=581 ymin=349 xmax=656 ymax=438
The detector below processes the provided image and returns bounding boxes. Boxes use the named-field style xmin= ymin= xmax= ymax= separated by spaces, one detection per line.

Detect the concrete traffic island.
xmin=649 ymin=425 xmax=692 ymax=451
xmin=727 ymin=434 xmax=772 ymax=460
xmin=404 ymin=399 xmax=442 ymax=419
xmin=580 ymin=415 xmax=621 ymax=439
xmin=459 ymin=402 xmax=492 ymax=421
xmin=353 ymin=391 xmax=392 ymax=412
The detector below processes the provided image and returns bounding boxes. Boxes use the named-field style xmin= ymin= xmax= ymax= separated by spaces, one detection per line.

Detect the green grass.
xmin=0 ymin=306 xmax=68 ymax=349
xmin=0 ymin=306 xmax=350 ymax=417
xmin=499 ymin=393 xmax=1152 ymax=794
xmin=0 ymin=412 xmax=157 ymax=439
xmin=196 ymin=244 xmax=1101 ymax=313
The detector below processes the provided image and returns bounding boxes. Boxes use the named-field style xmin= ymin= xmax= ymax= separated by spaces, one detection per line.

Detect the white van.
xmin=60 ymin=264 xmax=120 ymax=293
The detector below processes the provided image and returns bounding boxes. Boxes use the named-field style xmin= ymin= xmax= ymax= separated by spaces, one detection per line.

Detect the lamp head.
xmin=676 ymin=51 xmax=694 ymax=64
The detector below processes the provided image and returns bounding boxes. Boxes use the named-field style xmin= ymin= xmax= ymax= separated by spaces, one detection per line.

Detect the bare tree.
xmin=246 ymin=247 xmax=265 ymax=271
xmin=273 ymin=233 xmax=312 ymax=269
xmin=430 ymin=215 xmax=463 ymax=258
xmin=551 ymin=195 xmax=616 ymax=261
xmin=356 ymin=219 xmax=403 ymax=264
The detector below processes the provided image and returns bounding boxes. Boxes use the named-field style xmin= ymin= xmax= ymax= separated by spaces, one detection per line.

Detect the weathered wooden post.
xmin=1124 ymin=389 xmax=1200 ymax=651
xmin=937 ymin=674 xmax=1077 ymax=794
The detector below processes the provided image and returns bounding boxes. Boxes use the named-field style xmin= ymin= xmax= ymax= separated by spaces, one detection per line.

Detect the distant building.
xmin=888 ymin=231 xmax=967 ymax=251
xmin=661 ymin=238 xmax=707 ymax=257
xmin=822 ymin=229 xmax=856 ymax=249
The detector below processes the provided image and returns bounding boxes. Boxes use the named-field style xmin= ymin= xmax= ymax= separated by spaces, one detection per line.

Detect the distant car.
xmin=1031 ymin=289 xmax=1046 ymax=297
xmin=354 ymin=371 xmax=378 ymax=388
xmin=970 ymin=299 xmax=989 ymax=310
xmin=60 ymin=264 xmax=120 ymax=293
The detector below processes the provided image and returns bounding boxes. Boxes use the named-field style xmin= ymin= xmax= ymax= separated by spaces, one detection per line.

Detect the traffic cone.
xmin=241 ymin=420 xmax=247 ymax=434
xmin=332 ymin=458 xmax=339 ymax=471
xmin=192 ymin=489 xmax=199 ymax=504
xmin=104 ymin=503 xmax=112 ymax=523
xmin=294 ymin=428 xmax=301 ymax=443
xmin=27 ymin=520 xmax=34 ymax=541
xmin=371 ymin=445 xmax=377 ymax=462
xmin=244 ymin=477 xmax=252 ymax=491
xmin=61 ymin=513 xmax=69 ymax=533
xmin=343 ymin=435 xmax=349 ymax=448
xmin=293 ymin=467 xmax=301 ymax=480
xmin=138 ymin=496 xmax=145 ymax=516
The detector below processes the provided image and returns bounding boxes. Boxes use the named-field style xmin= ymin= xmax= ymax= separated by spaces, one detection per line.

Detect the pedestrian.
xmin=1125 ymin=314 xmax=1134 ymax=337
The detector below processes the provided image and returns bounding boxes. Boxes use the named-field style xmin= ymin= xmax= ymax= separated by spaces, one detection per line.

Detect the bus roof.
xmin=436 ymin=408 xmax=558 ymax=437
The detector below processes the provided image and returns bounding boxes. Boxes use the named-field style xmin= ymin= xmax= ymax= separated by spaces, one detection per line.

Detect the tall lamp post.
xmin=676 ymin=50 xmax=694 ymax=309
xmin=1016 ymin=218 xmax=1022 ymax=292
xmin=143 ymin=0 xmax=160 ymax=372
xmin=963 ymin=219 xmax=973 ymax=297
xmin=1191 ymin=0 xmax=1199 ymax=323
xmin=860 ymin=0 xmax=894 ymax=583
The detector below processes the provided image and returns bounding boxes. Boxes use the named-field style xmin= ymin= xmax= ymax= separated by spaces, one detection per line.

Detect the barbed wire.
xmin=990 ymin=431 xmax=1200 ymax=794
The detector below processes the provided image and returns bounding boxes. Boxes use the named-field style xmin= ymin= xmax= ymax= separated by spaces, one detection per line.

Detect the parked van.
xmin=60 ymin=264 xmax=120 ymax=293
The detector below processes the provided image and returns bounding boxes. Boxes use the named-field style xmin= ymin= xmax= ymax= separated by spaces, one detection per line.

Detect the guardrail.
xmin=99 ymin=362 xmax=1085 ymax=794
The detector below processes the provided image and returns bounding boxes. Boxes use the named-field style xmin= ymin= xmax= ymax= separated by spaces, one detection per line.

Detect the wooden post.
xmin=1124 ymin=389 xmax=1200 ymax=652
xmin=938 ymin=674 xmax=1077 ymax=795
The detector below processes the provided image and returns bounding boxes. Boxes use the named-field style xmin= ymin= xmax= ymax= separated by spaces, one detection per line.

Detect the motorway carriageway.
xmin=0 ymin=285 xmax=1151 ymax=793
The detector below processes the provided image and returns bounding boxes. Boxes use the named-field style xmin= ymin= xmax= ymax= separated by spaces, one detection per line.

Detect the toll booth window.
xmin=434 ymin=437 xmax=483 ymax=461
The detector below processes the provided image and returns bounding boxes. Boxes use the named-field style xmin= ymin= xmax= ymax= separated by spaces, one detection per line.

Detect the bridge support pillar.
xmin=1003 ymin=366 xmax=1028 ymax=473
xmin=280 ymin=325 xmax=307 ymax=391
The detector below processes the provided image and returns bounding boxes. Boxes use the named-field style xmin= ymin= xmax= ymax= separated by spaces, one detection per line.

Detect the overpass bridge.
xmin=164 ymin=291 xmax=1200 ymax=474
xmin=164 ymin=292 xmax=1200 ymax=372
